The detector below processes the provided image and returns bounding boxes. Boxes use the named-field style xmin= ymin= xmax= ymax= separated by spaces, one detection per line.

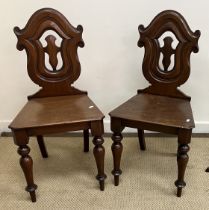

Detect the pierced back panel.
xmin=137 ymin=10 xmax=200 ymax=99
xmin=14 ymin=8 xmax=86 ymax=99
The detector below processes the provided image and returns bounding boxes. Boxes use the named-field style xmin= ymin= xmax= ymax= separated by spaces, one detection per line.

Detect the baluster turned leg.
xmin=18 ymin=145 xmax=37 ymax=202
xmin=37 ymin=135 xmax=48 ymax=158
xmin=137 ymin=129 xmax=146 ymax=151
xmin=111 ymin=133 xmax=123 ymax=186
xmin=83 ymin=129 xmax=89 ymax=152
xmin=175 ymin=144 xmax=190 ymax=197
xmin=92 ymin=136 xmax=106 ymax=190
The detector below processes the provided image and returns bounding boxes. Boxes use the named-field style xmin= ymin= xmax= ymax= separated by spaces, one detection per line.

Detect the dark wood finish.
xmin=10 ymin=95 xmax=104 ymax=129
xmin=91 ymin=120 xmax=107 ymax=190
xmin=137 ymin=10 xmax=200 ymax=100
xmin=111 ymin=94 xmax=195 ymax=129
xmin=109 ymin=10 xmax=200 ymax=197
xmin=175 ymin=129 xmax=191 ymax=197
xmin=111 ymin=133 xmax=123 ymax=186
xmin=137 ymin=129 xmax=146 ymax=151
xmin=92 ymin=136 xmax=106 ymax=190
xmin=37 ymin=135 xmax=48 ymax=158
xmin=14 ymin=8 xmax=86 ymax=99
xmin=18 ymin=145 xmax=37 ymax=202
xmin=83 ymin=129 xmax=89 ymax=152
xmin=111 ymin=118 xmax=124 ymax=186
xmin=9 ymin=8 xmax=106 ymax=202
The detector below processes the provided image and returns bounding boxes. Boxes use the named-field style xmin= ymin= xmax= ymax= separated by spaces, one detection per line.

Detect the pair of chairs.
xmin=9 ymin=8 xmax=200 ymax=202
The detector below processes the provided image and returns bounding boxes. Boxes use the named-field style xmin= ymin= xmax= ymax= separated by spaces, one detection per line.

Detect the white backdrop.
xmin=0 ymin=0 xmax=209 ymax=133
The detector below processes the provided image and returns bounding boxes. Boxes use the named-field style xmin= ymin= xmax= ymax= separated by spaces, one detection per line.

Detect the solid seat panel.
xmin=110 ymin=93 xmax=194 ymax=129
xmin=9 ymin=95 xmax=104 ymax=129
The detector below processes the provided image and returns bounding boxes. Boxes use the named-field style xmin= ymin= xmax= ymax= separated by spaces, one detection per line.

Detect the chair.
xmin=109 ymin=10 xmax=200 ymax=197
xmin=9 ymin=8 xmax=106 ymax=202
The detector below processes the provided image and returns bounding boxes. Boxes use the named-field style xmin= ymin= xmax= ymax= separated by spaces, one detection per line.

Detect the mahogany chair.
xmin=109 ymin=10 xmax=200 ymax=197
xmin=9 ymin=8 xmax=106 ymax=202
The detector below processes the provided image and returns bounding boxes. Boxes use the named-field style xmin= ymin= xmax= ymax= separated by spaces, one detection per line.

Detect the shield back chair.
xmin=109 ymin=10 xmax=200 ymax=197
xmin=9 ymin=8 xmax=106 ymax=202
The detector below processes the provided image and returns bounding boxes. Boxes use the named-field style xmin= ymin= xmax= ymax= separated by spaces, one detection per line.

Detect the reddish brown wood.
xmin=137 ymin=10 xmax=200 ymax=99
xmin=175 ymin=128 xmax=192 ymax=197
xmin=14 ymin=8 xmax=86 ymax=99
xmin=44 ymin=35 xmax=60 ymax=71
xmin=92 ymin=136 xmax=106 ymax=191
xmin=161 ymin=37 xmax=175 ymax=71
xmin=18 ymin=145 xmax=37 ymax=202
xmin=111 ymin=133 xmax=123 ymax=186
xmin=10 ymin=95 xmax=104 ymax=129
xmin=110 ymin=94 xmax=195 ymax=129
xmin=9 ymin=8 xmax=106 ymax=202
xmin=175 ymin=143 xmax=190 ymax=197
xmin=13 ymin=130 xmax=37 ymax=202
xmin=111 ymin=118 xmax=124 ymax=186
xmin=91 ymin=120 xmax=107 ymax=190
xmin=109 ymin=10 xmax=200 ymax=197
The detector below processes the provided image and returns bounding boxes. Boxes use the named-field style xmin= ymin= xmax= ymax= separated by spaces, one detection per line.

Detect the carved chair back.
xmin=14 ymin=8 xmax=86 ymax=99
xmin=137 ymin=10 xmax=200 ymax=100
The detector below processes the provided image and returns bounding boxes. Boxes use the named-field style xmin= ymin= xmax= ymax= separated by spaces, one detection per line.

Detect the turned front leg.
xmin=18 ymin=145 xmax=37 ymax=202
xmin=92 ymin=136 xmax=106 ymax=191
xmin=111 ymin=133 xmax=123 ymax=186
xmin=175 ymin=144 xmax=190 ymax=197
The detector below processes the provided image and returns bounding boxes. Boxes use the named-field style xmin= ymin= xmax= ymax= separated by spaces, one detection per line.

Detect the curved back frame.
xmin=137 ymin=10 xmax=200 ymax=100
xmin=14 ymin=8 xmax=86 ymax=99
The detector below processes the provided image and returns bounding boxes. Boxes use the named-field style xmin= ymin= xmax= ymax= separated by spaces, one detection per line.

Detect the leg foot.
xmin=30 ymin=191 xmax=36 ymax=202
xmin=26 ymin=185 xmax=37 ymax=202
xmin=205 ymin=167 xmax=209 ymax=172
xmin=92 ymin=136 xmax=106 ymax=190
xmin=113 ymin=172 xmax=121 ymax=186
xmin=175 ymin=180 xmax=185 ymax=197
xmin=96 ymin=175 xmax=105 ymax=191
xmin=137 ymin=129 xmax=146 ymax=151
xmin=83 ymin=130 xmax=89 ymax=152
xmin=37 ymin=135 xmax=48 ymax=158
xmin=177 ymin=188 xmax=182 ymax=197
xmin=175 ymin=144 xmax=190 ymax=197
xmin=18 ymin=145 xmax=37 ymax=202
xmin=111 ymin=133 xmax=123 ymax=186
xmin=99 ymin=180 xmax=104 ymax=191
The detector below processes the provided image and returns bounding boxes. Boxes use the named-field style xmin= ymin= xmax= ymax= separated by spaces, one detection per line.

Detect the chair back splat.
xmin=14 ymin=8 xmax=86 ymax=99
xmin=137 ymin=10 xmax=200 ymax=100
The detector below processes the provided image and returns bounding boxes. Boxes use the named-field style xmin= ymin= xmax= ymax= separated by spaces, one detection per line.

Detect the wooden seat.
xmin=109 ymin=10 xmax=200 ymax=197
xmin=110 ymin=94 xmax=194 ymax=130
xmin=10 ymin=95 xmax=104 ymax=129
xmin=9 ymin=8 xmax=106 ymax=202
